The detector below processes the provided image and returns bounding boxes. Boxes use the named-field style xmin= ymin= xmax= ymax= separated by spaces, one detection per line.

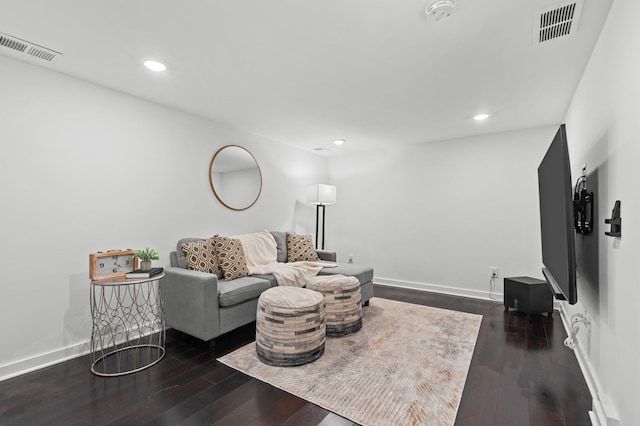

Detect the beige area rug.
xmin=218 ymin=297 xmax=482 ymax=426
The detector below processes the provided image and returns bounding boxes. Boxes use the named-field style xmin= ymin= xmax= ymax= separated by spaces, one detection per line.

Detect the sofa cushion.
xmin=270 ymin=231 xmax=288 ymax=263
xmin=286 ymin=233 xmax=319 ymax=262
xmin=251 ymin=273 xmax=279 ymax=288
xmin=180 ymin=238 xmax=224 ymax=278
xmin=218 ymin=276 xmax=272 ymax=308
xmin=213 ymin=236 xmax=250 ymax=280
xmin=318 ymin=263 xmax=374 ymax=285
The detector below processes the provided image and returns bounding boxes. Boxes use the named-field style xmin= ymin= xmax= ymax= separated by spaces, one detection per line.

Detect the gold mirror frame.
xmin=208 ymin=145 xmax=262 ymax=211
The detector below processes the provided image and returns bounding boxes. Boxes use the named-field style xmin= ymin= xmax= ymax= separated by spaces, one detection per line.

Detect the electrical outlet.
xmin=348 ymin=254 xmax=354 ymax=264
xmin=490 ymin=267 xmax=499 ymax=278
xmin=581 ymin=163 xmax=587 ymax=177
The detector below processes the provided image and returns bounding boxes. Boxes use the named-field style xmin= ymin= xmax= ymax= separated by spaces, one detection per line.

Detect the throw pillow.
xmin=181 ymin=237 xmax=224 ymax=278
xmin=286 ymin=233 xmax=320 ymax=262
xmin=270 ymin=231 xmax=288 ymax=263
xmin=213 ymin=236 xmax=250 ymax=280
xmin=176 ymin=237 xmax=205 ymax=269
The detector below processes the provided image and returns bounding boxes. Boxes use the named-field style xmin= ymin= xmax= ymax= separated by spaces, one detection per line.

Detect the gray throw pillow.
xmin=270 ymin=231 xmax=288 ymax=263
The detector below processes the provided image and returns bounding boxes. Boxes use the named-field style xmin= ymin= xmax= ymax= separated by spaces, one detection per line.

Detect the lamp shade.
xmin=307 ymin=184 xmax=337 ymax=205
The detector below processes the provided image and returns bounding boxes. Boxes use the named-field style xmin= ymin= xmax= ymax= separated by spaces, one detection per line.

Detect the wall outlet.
xmin=490 ymin=267 xmax=499 ymax=278
xmin=348 ymin=254 xmax=354 ymax=264
xmin=581 ymin=163 xmax=587 ymax=177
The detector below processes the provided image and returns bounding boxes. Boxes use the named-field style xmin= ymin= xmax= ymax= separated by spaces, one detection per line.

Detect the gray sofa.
xmin=163 ymin=232 xmax=374 ymax=342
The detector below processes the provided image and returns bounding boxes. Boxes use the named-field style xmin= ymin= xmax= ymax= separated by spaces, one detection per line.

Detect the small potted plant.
xmin=135 ymin=248 xmax=159 ymax=271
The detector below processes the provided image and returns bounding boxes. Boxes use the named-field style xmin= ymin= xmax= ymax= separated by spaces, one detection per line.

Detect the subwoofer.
xmin=503 ymin=276 xmax=553 ymax=316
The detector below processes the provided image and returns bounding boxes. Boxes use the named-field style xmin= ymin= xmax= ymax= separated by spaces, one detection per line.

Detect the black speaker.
xmin=503 ymin=276 xmax=553 ymax=316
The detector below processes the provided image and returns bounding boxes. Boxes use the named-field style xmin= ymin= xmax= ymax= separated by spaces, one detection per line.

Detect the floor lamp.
xmin=307 ymin=184 xmax=337 ymax=250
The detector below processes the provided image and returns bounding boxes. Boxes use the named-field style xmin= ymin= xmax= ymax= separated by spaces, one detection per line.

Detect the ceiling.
xmin=0 ymin=0 xmax=612 ymax=156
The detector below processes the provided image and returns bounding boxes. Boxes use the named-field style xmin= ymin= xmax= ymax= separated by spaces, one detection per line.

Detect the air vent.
xmin=534 ymin=0 xmax=583 ymax=44
xmin=0 ymin=32 xmax=62 ymax=63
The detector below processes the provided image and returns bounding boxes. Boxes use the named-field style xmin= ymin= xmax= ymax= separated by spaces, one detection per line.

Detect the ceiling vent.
xmin=534 ymin=0 xmax=583 ymax=44
xmin=0 ymin=32 xmax=62 ymax=63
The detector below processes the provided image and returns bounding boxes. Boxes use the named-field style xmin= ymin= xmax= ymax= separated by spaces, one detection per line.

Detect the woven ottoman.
xmin=307 ymin=275 xmax=362 ymax=337
xmin=255 ymin=286 xmax=326 ymax=366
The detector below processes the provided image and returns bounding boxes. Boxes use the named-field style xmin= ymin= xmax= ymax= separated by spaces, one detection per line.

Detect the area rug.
xmin=218 ymin=297 xmax=482 ymax=426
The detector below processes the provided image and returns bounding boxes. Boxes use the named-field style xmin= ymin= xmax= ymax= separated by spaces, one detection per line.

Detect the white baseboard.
xmin=0 ymin=323 xmax=163 ymax=382
xmin=374 ymin=277 xmax=504 ymax=302
xmin=0 ymin=340 xmax=91 ymax=382
xmin=551 ymin=302 xmax=619 ymax=425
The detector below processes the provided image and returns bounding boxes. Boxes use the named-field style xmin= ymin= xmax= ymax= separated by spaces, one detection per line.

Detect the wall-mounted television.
xmin=537 ymin=124 xmax=577 ymax=304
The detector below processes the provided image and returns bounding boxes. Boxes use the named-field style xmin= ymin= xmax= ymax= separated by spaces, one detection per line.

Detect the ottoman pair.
xmin=255 ymin=275 xmax=362 ymax=366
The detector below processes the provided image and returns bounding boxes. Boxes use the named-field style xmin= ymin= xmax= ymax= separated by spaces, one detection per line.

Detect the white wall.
xmin=328 ymin=126 xmax=555 ymax=299
xmin=0 ymin=56 xmax=327 ymax=379
xmin=563 ymin=0 xmax=640 ymax=423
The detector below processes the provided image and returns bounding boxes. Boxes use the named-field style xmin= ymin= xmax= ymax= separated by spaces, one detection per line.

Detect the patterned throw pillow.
xmin=213 ymin=236 xmax=250 ymax=280
xmin=286 ymin=233 xmax=320 ymax=262
xmin=181 ymin=238 xmax=224 ymax=278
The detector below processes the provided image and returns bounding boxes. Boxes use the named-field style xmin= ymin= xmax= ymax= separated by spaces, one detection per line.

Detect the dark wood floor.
xmin=0 ymin=285 xmax=591 ymax=425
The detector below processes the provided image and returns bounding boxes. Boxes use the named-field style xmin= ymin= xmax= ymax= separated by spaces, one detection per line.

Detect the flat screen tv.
xmin=537 ymin=124 xmax=577 ymax=304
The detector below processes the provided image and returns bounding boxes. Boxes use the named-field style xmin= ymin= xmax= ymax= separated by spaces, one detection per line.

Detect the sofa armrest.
xmin=316 ymin=250 xmax=337 ymax=262
xmin=162 ymin=267 xmax=220 ymax=342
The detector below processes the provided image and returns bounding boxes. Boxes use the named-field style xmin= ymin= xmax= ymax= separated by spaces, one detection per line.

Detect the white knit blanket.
xmin=233 ymin=230 xmax=323 ymax=287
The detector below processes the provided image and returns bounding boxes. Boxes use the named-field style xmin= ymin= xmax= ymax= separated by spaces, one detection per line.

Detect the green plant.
xmin=135 ymin=248 xmax=160 ymax=262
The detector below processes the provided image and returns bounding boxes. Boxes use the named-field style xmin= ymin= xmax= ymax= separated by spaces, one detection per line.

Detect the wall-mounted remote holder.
xmin=604 ymin=200 xmax=621 ymax=237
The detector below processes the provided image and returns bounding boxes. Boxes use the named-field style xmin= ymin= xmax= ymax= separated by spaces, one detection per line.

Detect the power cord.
xmin=488 ymin=274 xmax=498 ymax=301
xmin=564 ymin=313 xmax=591 ymax=349
xmin=574 ymin=175 xmax=587 ymax=194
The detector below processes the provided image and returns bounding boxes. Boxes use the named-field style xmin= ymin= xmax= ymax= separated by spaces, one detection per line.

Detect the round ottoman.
xmin=255 ymin=286 xmax=326 ymax=366
xmin=307 ymin=275 xmax=362 ymax=337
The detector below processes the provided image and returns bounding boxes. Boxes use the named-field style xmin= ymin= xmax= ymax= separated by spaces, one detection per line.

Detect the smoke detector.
xmin=425 ymin=0 xmax=456 ymax=23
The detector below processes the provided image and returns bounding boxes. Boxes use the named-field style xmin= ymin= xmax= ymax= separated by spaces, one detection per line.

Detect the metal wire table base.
xmin=90 ymin=274 xmax=166 ymax=377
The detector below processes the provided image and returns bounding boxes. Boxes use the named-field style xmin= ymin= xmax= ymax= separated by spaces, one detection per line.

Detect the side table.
xmin=90 ymin=273 xmax=166 ymax=376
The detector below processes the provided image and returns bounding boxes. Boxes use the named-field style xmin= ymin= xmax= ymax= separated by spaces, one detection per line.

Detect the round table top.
xmin=91 ymin=272 xmax=165 ymax=286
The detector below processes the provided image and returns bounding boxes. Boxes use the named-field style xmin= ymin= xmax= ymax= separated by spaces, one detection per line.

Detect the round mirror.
xmin=209 ymin=145 xmax=262 ymax=211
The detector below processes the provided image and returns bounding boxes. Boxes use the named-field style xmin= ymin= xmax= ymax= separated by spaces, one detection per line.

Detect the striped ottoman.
xmin=307 ymin=275 xmax=362 ymax=337
xmin=255 ymin=286 xmax=326 ymax=366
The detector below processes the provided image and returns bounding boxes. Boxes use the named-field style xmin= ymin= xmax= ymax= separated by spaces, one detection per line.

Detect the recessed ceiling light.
xmin=333 ymin=139 xmax=345 ymax=146
xmin=473 ymin=113 xmax=490 ymax=121
xmin=143 ymin=59 xmax=167 ymax=72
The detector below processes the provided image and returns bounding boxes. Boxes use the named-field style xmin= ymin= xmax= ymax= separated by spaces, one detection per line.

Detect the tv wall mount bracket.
xmin=573 ymin=178 xmax=593 ymax=235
